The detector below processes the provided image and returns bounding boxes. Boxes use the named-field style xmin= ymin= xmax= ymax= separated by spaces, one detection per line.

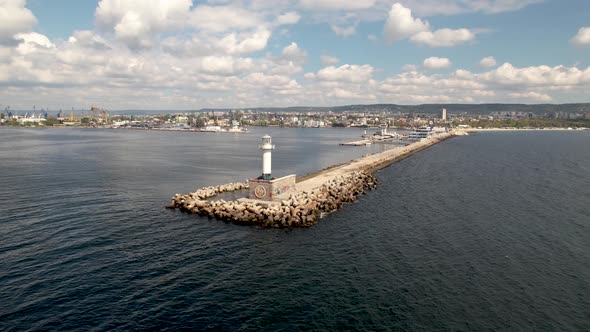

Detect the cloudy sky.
xmin=1 ymin=0 xmax=589 ymax=110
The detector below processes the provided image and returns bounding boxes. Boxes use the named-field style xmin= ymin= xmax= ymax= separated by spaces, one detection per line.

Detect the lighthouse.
xmin=260 ymin=135 xmax=274 ymax=180
xmin=249 ymin=134 xmax=295 ymax=201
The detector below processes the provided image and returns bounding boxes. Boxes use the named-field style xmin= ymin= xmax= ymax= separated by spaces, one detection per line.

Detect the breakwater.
xmin=167 ymin=171 xmax=377 ymax=227
xmin=167 ymin=131 xmax=456 ymax=227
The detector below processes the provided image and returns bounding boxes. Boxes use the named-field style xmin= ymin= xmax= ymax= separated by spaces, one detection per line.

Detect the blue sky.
xmin=1 ymin=0 xmax=589 ymax=110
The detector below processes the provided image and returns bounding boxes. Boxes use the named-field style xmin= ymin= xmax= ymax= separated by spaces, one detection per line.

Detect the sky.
xmin=0 ymin=0 xmax=589 ymax=110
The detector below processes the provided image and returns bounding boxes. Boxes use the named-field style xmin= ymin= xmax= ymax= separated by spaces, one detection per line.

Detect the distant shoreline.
xmin=1 ymin=125 xmax=588 ymax=132
xmin=467 ymin=127 xmax=589 ymax=132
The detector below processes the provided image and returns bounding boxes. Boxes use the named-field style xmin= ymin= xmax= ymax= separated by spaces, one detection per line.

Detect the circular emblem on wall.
xmin=254 ymin=185 xmax=267 ymax=198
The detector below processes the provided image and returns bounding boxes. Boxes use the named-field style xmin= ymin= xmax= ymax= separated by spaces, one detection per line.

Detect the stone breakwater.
xmin=167 ymin=132 xmax=456 ymax=228
xmin=167 ymin=171 xmax=377 ymax=228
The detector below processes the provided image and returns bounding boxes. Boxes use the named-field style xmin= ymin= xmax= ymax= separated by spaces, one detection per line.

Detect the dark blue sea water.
xmin=1 ymin=128 xmax=589 ymax=331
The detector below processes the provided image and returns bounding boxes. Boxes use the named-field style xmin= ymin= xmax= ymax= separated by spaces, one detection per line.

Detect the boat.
xmin=227 ymin=121 xmax=247 ymax=133
xmin=407 ymin=126 xmax=432 ymax=140
xmin=201 ymin=125 xmax=222 ymax=132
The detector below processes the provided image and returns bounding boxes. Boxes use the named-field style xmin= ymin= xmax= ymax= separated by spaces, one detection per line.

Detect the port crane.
xmin=2 ymin=105 xmax=12 ymax=119
xmin=90 ymin=106 xmax=110 ymax=124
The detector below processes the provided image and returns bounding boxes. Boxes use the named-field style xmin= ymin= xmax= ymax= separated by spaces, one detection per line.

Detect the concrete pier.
xmin=166 ymin=131 xmax=457 ymax=227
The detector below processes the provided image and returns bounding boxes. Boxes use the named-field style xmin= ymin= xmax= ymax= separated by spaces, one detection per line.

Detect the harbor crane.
xmin=90 ymin=106 xmax=110 ymax=124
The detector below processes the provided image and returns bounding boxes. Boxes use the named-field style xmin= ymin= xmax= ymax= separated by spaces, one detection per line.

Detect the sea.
xmin=0 ymin=127 xmax=588 ymax=331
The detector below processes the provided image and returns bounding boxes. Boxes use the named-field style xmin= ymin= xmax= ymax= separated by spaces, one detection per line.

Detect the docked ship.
xmin=200 ymin=121 xmax=247 ymax=133
xmin=408 ymin=126 xmax=433 ymax=140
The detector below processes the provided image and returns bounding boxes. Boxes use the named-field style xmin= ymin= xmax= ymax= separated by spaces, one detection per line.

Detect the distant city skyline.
xmin=1 ymin=0 xmax=589 ymax=110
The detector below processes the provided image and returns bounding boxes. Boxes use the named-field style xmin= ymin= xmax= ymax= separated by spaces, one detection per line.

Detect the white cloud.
xmin=199 ymin=56 xmax=251 ymax=76
xmin=383 ymin=3 xmax=429 ymax=43
xmin=320 ymin=55 xmax=339 ymax=66
xmin=189 ymin=5 xmax=263 ymax=32
xmin=466 ymin=0 xmax=543 ymax=14
xmin=68 ymin=30 xmax=110 ymax=50
xmin=329 ymin=88 xmax=376 ymax=99
xmin=216 ymin=29 xmax=271 ymax=55
xmin=161 ymin=29 xmax=271 ymax=57
xmin=0 ymin=0 xmax=588 ymax=109
xmin=331 ymin=24 xmax=356 ymax=37
xmin=281 ymin=42 xmax=307 ymax=63
xmin=15 ymin=32 xmax=54 ymax=49
xmin=276 ymin=12 xmax=300 ymax=25
xmin=396 ymin=0 xmax=542 ymax=16
xmin=299 ymin=0 xmax=376 ymax=10
xmin=507 ymin=91 xmax=552 ymax=102
xmin=313 ymin=64 xmax=374 ymax=83
xmin=480 ymin=56 xmax=497 ymax=68
xmin=570 ymin=27 xmax=590 ymax=46
xmin=423 ymin=57 xmax=452 ymax=69
xmin=481 ymin=63 xmax=590 ymax=86
xmin=0 ymin=0 xmax=37 ymax=44
xmin=95 ymin=0 xmax=191 ymax=48
xmin=401 ymin=64 xmax=417 ymax=72
xmin=410 ymin=28 xmax=476 ymax=47
xmin=383 ymin=3 xmax=478 ymax=47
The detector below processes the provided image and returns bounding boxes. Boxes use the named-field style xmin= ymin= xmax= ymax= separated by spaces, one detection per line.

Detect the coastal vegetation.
xmin=453 ymin=118 xmax=590 ymax=128
xmin=1 ymin=117 xmax=63 ymax=127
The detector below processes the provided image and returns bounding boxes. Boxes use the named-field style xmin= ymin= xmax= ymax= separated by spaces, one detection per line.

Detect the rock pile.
xmin=166 ymin=171 xmax=377 ymax=228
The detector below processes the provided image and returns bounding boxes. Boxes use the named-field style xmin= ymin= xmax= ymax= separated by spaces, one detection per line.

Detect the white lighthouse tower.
xmin=260 ymin=135 xmax=274 ymax=180
xmin=249 ymin=134 xmax=295 ymax=201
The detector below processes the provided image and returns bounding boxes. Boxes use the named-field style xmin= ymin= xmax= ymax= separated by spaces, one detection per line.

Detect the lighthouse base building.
xmin=248 ymin=175 xmax=296 ymax=201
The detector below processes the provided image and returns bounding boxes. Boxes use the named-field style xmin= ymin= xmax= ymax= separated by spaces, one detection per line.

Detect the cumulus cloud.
xmin=95 ymin=0 xmax=191 ymax=48
xmin=507 ymin=91 xmax=552 ymax=102
xmin=299 ymin=0 xmax=376 ymax=10
xmin=480 ymin=63 xmax=590 ymax=86
xmin=401 ymin=64 xmax=417 ymax=72
xmin=466 ymin=0 xmax=543 ymax=14
xmin=320 ymin=55 xmax=339 ymax=66
xmin=480 ymin=56 xmax=497 ymax=68
xmin=276 ymin=12 xmax=301 ymax=25
xmin=329 ymin=87 xmax=376 ymax=100
xmin=0 ymin=0 xmax=37 ymax=44
xmin=397 ymin=0 xmax=542 ymax=16
xmin=0 ymin=0 xmax=588 ymax=109
xmin=15 ymin=32 xmax=54 ymax=49
xmin=216 ymin=29 xmax=271 ymax=55
xmin=423 ymin=57 xmax=452 ymax=69
xmin=311 ymin=64 xmax=374 ymax=83
xmin=68 ymin=30 xmax=110 ymax=50
xmin=410 ymin=28 xmax=476 ymax=47
xmin=383 ymin=3 xmax=476 ymax=47
xmin=199 ymin=56 xmax=252 ymax=76
xmin=331 ymin=24 xmax=356 ymax=37
xmin=281 ymin=42 xmax=307 ymax=63
xmin=570 ymin=27 xmax=590 ymax=46
xmin=383 ymin=3 xmax=429 ymax=42
xmin=189 ymin=5 xmax=263 ymax=32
